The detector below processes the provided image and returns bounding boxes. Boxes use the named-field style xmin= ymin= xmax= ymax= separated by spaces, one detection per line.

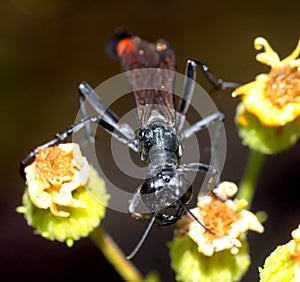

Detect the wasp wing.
xmin=116 ymin=36 xmax=177 ymax=127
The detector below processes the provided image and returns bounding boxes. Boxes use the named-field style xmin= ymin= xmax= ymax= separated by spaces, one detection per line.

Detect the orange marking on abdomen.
xmin=117 ymin=38 xmax=136 ymax=57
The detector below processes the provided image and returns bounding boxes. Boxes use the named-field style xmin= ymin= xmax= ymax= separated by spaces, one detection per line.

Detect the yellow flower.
xmin=25 ymin=143 xmax=89 ymax=217
xmin=175 ymin=181 xmax=264 ymax=256
xmin=18 ymin=143 xmax=109 ymax=245
xmin=259 ymin=225 xmax=300 ymax=282
xmin=233 ymin=37 xmax=300 ymax=127
xmin=169 ymin=182 xmax=264 ymax=282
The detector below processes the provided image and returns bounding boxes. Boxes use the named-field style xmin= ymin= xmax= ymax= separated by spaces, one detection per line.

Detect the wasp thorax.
xmin=138 ymin=122 xmax=180 ymax=166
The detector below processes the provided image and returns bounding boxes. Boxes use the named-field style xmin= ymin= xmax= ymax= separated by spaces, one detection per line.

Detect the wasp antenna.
xmin=126 ymin=211 xmax=157 ymax=260
xmin=178 ymin=200 xmax=215 ymax=235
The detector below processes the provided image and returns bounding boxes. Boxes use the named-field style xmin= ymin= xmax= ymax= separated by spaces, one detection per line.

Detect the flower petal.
xmin=255 ymin=37 xmax=281 ymax=67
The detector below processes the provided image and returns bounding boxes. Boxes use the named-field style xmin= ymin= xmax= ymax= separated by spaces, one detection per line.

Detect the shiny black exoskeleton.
xmin=137 ymin=121 xmax=191 ymax=218
xmin=138 ymin=122 xmax=180 ymax=166
xmin=20 ymin=30 xmax=239 ymax=260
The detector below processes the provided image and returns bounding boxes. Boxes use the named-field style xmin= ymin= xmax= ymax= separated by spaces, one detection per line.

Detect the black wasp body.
xmin=138 ymin=121 xmax=188 ymax=215
xmin=20 ymin=30 xmax=240 ymax=259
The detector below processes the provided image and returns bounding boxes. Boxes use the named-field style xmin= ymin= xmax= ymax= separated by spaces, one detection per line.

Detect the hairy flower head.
xmin=24 ymin=143 xmax=89 ymax=217
xmin=18 ymin=143 xmax=109 ymax=246
xmin=169 ymin=181 xmax=264 ymax=282
xmin=175 ymin=181 xmax=264 ymax=256
xmin=260 ymin=225 xmax=300 ymax=282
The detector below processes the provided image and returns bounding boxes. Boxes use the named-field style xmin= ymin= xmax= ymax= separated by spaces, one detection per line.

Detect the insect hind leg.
xmin=180 ymin=111 xmax=224 ymax=141
xmin=180 ymin=162 xmax=218 ymax=193
xmin=193 ymin=60 xmax=241 ymax=90
xmin=19 ymin=116 xmax=100 ymax=179
xmin=20 ymin=112 xmax=138 ymax=180
xmin=177 ymin=59 xmax=239 ymax=131
xmin=179 ymin=111 xmax=225 ymax=186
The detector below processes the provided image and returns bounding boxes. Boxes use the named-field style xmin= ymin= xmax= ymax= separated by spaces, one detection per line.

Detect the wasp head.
xmin=140 ymin=168 xmax=192 ymax=212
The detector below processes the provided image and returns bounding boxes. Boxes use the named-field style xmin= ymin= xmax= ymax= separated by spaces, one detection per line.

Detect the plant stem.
xmin=237 ymin=150 xmax=265 ymax=207
xmin=90 ymin=227 xmax=144 ymax=282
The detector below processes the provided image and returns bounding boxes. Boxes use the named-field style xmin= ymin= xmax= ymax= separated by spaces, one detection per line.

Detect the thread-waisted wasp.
xmin=20 ymin=30 xmax=240 ymax=259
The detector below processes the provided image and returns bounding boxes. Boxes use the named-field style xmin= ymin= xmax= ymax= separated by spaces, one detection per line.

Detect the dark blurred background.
xmin=1 ymin=0 xmax=300 ymax=281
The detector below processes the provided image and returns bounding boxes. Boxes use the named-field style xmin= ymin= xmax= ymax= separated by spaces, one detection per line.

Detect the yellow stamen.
xmin=175 ymin=182 xmax=264 ymax=256
xmin=35 ymin=147 xmax=74 ymax=187
xmin=200 ymin=197 xmax=241 ymax=240
xmin=25 ymin=143 xmax=89 ymax=217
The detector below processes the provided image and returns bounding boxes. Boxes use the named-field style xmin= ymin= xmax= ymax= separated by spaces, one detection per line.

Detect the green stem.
xmin=90 ymin=227 xmax=144 ymax=282
xmin=237 ymin=150 xmax=265 ymax=207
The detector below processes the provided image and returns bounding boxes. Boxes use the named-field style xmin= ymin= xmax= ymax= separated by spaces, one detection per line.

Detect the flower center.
xmin=265 ymin=65 xmax=300 ymax=109
xmin=201 ymin=197 xmax=241 ymax=239
xmin=35 ymin=146 xmax=74 ymax=187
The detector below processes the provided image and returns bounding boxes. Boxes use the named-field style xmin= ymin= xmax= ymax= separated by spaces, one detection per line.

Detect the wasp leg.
xmin=20 ymin=82 xmax=139 ymax=179
xmin=78 ymin=82 xmax=120 ymax=127
xmin=180 ymin=111 xmax=224 ymax=141
xmin=20 ymin=115 xmax=138 ymax=179
xmin=193 ymin=60 xmax=241 ymax=90
xmin=180 ymin=111 xmax=224 ymax=183
xmin=180 ymin=162 xmax=218 ymax=193
xmin=78 ymin=82 xmax=138 ymax=148
xmin=78 ymin=86 xmax=95 ymax=144
xmin=128 ymin=187 xmax=152 ymax=221
xmin=20 ymin=117 xmax=95 ymax=179
xmin=177 ymin=60 xmax=197 ymax=131
xmin=177 ymin=60 xmax=198 ymax=131
xmin=177 ymin=60 xmax=240 ymax=131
